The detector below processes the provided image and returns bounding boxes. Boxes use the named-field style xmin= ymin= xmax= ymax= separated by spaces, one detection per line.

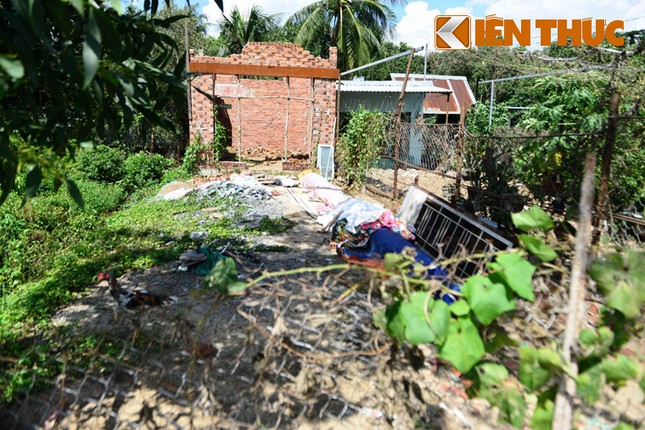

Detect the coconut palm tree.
xmin=287 ymin=0 xmax=404 ymax=71
xmin=216 ymin=5 xmax=281 ymax=56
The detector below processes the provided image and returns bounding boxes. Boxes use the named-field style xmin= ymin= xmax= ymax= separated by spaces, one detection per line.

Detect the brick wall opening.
xmin=189 ymin=43 xmax=339 ymax=167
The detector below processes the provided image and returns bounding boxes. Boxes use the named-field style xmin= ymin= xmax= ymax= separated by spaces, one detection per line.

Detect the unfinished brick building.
xmin=188 ymin=43 xmax=339 ymax=166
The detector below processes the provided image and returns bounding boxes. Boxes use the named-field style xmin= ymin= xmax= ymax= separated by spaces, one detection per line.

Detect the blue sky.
xmin=196 ymin=0 xmax=645 ymax=49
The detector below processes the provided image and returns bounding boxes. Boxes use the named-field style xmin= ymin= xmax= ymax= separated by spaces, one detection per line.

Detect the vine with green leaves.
xmin=337 ymin=109 xmax=389 ymax=190
xmin=183 ymin=122 xmax=228 ymax=174
xmin=375 ymin=205 xmax=644 ymax=429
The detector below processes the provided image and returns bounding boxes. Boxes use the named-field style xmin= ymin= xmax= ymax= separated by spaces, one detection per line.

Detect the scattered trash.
xmin=153 ymin=180 xmax=196 ymax=201
xmin=196 ymin=180 xmax=273 ymax=202
xmin=275 ymin=175 xmax=299 ymax=187
xmin=161 ymin=187 xmax=193 ymax=200
xmin=189 ymin=231 xmax=208 ymax=242
xmin=299 ymin=172 xmax=340 ymax=190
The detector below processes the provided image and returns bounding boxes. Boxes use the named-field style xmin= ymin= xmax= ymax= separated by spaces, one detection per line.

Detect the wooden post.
xmin=393 ymin=47 xmax=416 ymax=200
xmin=552 ymin=152 xmax=596 ymax=430
xmin=335 ymin=76 xmax=341 ymax=151
xmin=594 ymin=91 xmax=621 ymax=242
xmin=452 ymin=105 xmax=467 ymax=205
xmin=236 ymin=78 xmax=242 ymax=160
xmin=284 ymin=77 xmax=291 ymax=161
xmin=309 ymin=77 xmax=315 ymax=159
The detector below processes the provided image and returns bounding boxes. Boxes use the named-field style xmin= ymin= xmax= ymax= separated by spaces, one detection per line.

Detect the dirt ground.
xmin=365 ymin=167 xmax=462 ymax=202
xmin=1 ymin=177 xmax=643 ymax=430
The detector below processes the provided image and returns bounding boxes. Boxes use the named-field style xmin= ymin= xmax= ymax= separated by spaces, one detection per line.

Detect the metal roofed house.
xmin=339 ymin=79 xmax=452 ymax=121
xmin=390 ymin=74 xmax=476 ymax=123
xmin=339 ymin=79 xmax=453 ymax=167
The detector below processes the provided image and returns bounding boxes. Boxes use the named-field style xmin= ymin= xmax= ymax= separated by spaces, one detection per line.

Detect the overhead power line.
xmin=341 ymin=46 xmax=425 ymax=76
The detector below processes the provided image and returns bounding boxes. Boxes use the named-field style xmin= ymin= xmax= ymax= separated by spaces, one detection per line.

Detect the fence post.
xmin=552 ymin=152 xmax=596 ymax=430
xmin=594 ymin=91 xmax=620 ymax=243
xmin=392 ymin=48 xmax=416 ymax=200
xmin=284 ymin=77 xmax=291 ymax=161
xmin=452 ymin=105 xmax=467 ymax=205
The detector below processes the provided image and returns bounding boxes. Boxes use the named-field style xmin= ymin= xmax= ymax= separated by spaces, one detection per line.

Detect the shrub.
xmin=121 ymin=152 xmax=174 ymax=193
xmin=71 ymin=180 xmax=125 ymax=215
xmin=161 ymin=166 xmax=192 ymax=185
xmin=75 ymin=145 xmax=126 ymax=184
xmin=183 ymin=133 xmax=205 ymax=174
xmin=337 ymin=109 xmax=389 ymax=189
xmin=182 ymin=124 xmax=229 ymax=174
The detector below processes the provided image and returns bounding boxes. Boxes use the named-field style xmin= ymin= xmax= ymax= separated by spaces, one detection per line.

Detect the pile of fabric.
xmin=301 ymin=173 xmax=459 ymax=303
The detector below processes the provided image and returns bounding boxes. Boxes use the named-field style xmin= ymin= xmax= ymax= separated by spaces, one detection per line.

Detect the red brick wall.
xmin=189 ymin=43 xmax=338 ymax=162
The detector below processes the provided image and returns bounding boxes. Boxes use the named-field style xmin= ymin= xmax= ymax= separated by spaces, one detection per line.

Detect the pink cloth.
xmin=311 ymin=188 xmax=349 ymax=212
xmin=361 ymin=209 xmax=415 ymax=240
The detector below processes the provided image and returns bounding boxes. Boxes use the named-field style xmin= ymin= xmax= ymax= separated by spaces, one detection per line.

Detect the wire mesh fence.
xmin=1 ymin=269 xmax=395 ymax=429
xmin=366 ymin=114 xmax=644 ymax=250
xmin=365 ymin=120 xmax=463 ymax=202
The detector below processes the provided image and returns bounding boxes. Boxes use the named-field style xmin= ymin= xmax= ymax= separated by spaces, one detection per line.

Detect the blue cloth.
xmin=339 ymin=227 xmax=460 ymax=303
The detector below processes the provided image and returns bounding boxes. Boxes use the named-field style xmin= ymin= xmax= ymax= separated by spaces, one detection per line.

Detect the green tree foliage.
xmin=213 ymin=5 xmax=281 ymax=56
xmin=0 ymin=0 xmax=204 ymax=206
xmin=287 ymin=0 xmax=404 ymax=71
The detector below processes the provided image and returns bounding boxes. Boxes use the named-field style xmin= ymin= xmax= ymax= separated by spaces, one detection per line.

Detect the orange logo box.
xmin=435 ymin=15 xmax=471 ymax=50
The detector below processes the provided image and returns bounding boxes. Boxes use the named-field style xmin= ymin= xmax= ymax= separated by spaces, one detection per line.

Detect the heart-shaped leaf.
xmin=386 ymin=292 xmax=450 ymax=345
xmin=449 ymin=299 xmax=470 ymax=316
xmin=578 ymin=327 xmax=614 ymax=358
xmin=462 ymin=275 xmax=515 ymax=325
xmin=588 ymin=252 xmax=645 ymax=319
xmin=489 ymin=253 xmax=536 ymax=302
xmin=0 ymin=56 xmax=25 ymax=80
xmin=511 ymin=205 xmax=554 ymax=232
xmin=575 ymin=363 xmax=604 ymax=404
xmin=602 ymin=355 xmax=641 ymax=384
xmin=476 ymin=362 xmax=509 ymax=387
xmin=439 ymin=317 xmax=485 ymax=373
xmin=204 ymin=257 xmax=247 ymax=295
xmin=519 ymin=347 xmax=562 ymax=391
xmin=518 ymin=234 xmax=557 ymax=262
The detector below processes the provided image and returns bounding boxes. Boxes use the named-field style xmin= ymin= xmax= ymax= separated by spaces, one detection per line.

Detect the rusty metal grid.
xmin=1 ymin=272 xmax=391 ymax=430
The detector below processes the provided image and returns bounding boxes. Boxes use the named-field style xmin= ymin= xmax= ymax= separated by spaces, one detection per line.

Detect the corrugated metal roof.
xmin=340 ymin=80 xmax=452 ymax=94
xmin=390 ymin=74 xmax=476 ymax=115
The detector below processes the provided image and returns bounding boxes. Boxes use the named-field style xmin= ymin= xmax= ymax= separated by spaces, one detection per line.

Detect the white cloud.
xmin=394 ymin=2 xmax=441 ymax=50
xmin=394 ymin=2 xmax=474 ymax=50
xmin=201 ymin=0 xmax=313 ymax=36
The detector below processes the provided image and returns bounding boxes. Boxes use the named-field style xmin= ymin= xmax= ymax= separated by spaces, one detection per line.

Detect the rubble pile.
xmin=195 ymin=175 xmax=284 ymax=221
xmin=196 ymin=178 xmax=273 ymax=203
